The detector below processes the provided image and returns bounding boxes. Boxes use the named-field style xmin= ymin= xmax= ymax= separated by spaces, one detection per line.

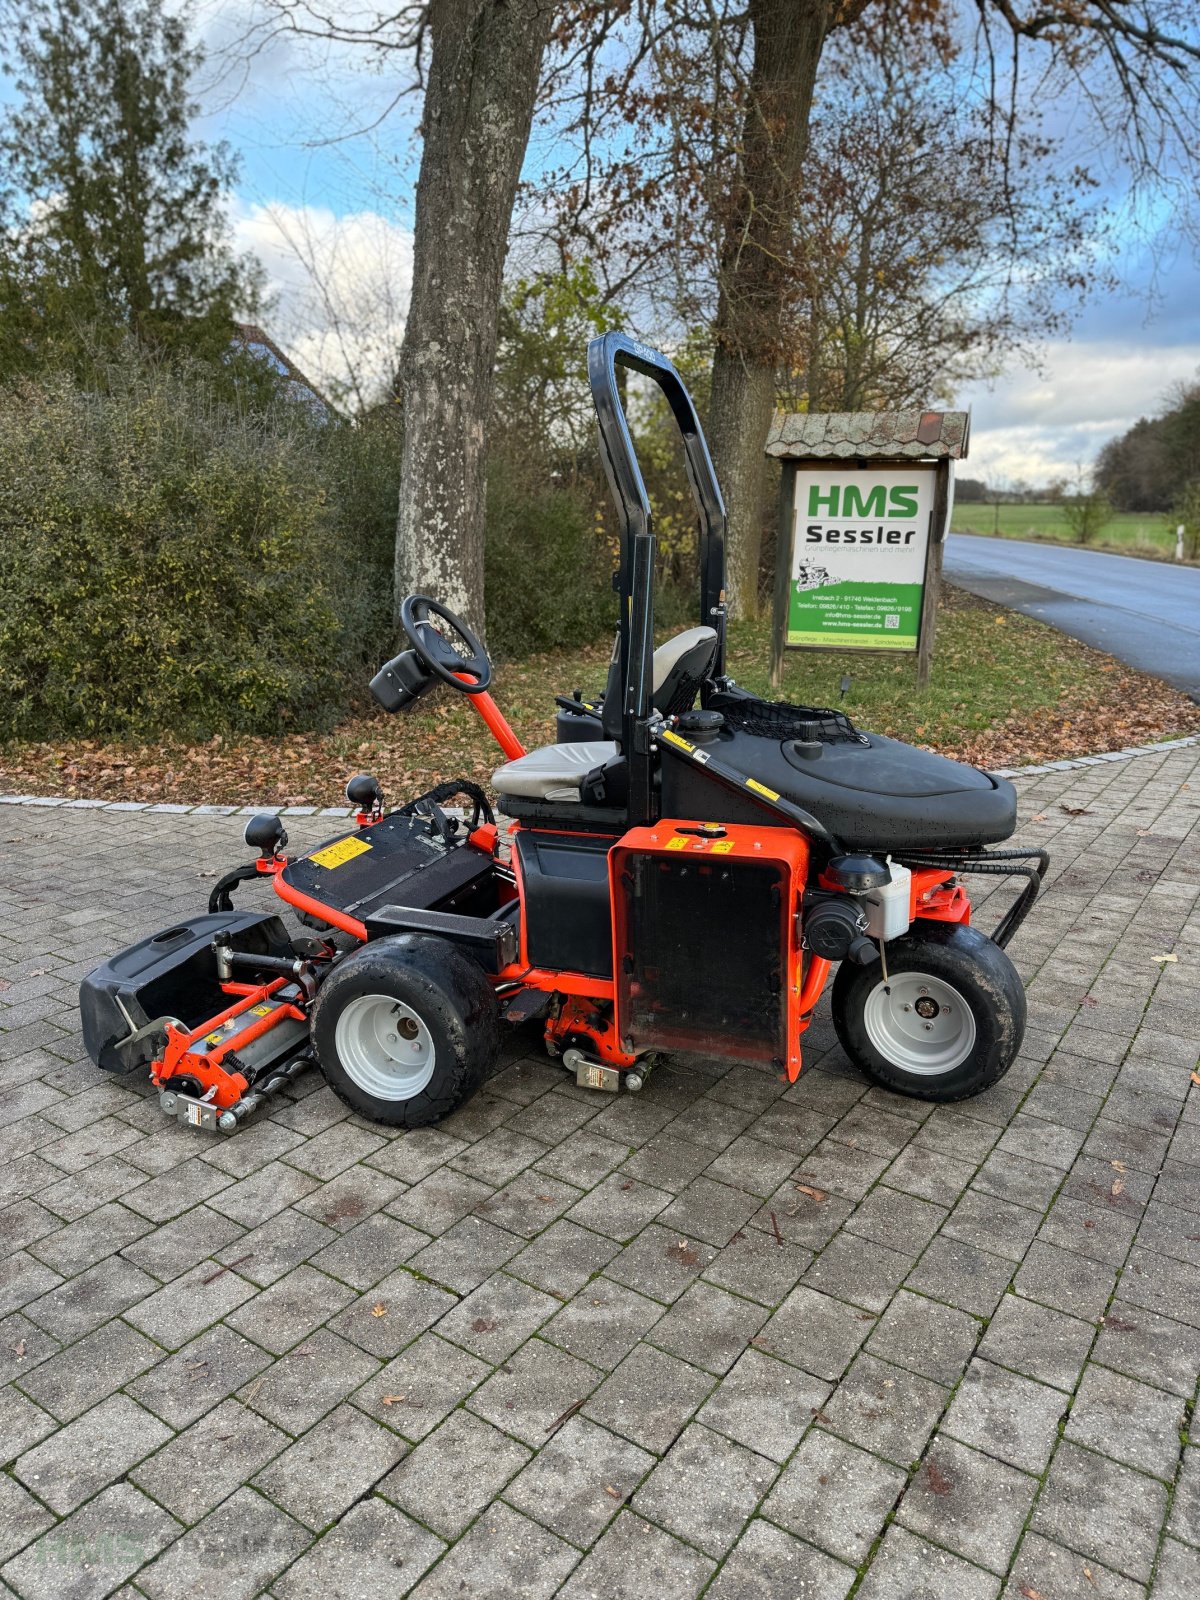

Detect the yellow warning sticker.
xmin=665 ymin=836 xmax=689 ymax=851
xmin=711 ymin=840 xmax=735 ymax=854
xmin=310 ymin=835 xmax=372 ymax=870
xmin=660 ymin=729 xmax=695 ymax=754
xmin=250 ymin=1003 xmax=272 ymax=1017
xmin=745 ymin=778 xmax=780 ymax=802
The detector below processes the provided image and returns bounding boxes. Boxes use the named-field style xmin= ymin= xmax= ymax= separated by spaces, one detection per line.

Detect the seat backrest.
xmin=651 ymin=626 xmax=718 ymax=716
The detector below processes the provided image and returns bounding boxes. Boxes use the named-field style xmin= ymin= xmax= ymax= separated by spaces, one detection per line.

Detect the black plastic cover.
xmin=80 ymin=911 xmax=295 ymax=1073
xmin=515 ymin=830 xmax=616 ymax=979
xmin=282 ymin=813 xmax=495 ymax=922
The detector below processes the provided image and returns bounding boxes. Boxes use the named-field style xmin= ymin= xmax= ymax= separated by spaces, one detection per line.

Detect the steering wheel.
xmin=399 ymin=594 xmax=491 ymax=694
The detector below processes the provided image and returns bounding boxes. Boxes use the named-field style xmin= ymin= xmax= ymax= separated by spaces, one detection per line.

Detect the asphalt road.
xmin=943 ymin=534 xmax=1200 ymax=701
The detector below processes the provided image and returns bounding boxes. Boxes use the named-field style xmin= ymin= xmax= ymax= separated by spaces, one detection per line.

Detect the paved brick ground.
xmin=1 ymin=748 xmax=1198 ymax=1599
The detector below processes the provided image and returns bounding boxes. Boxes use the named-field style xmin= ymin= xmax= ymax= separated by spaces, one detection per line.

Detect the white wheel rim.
xmin=334 ymin=994 xmax=436 ymax=1101
xmin=862 ymin=971 xmax=977 ymax=1076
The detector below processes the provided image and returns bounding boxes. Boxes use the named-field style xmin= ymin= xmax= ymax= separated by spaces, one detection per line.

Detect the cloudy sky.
xmin=188 ymin=6 xmax=1198 ymax=478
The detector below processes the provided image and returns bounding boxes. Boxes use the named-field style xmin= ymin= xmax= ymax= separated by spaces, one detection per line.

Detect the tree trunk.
xmin=393 ymin=0 xmax=553 ymax=634
xmin=707 ymin=0 xmax=835 ymax=618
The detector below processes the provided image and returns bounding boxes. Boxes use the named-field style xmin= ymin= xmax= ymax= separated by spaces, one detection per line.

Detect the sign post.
xmin=766 ymin=410 xmax=969 ymax=690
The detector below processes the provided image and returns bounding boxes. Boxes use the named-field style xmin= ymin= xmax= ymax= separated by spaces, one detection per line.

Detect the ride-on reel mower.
xmin=81 ymin=334 xmax=1046 ymax=1133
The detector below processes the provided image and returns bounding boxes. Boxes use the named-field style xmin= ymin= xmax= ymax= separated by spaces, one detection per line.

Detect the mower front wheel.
xmin=311 ymin=935 xmax=499 ymax=1127
xmin=831 ymin=920 xmax=1026 ymax=1102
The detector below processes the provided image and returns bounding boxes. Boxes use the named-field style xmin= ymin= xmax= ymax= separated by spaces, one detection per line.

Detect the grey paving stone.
xmin=701 ymin=1229 xmax=812 ymax=1308
xmin=1032 ymin=1440 xmax=1169 ymax=1583
xmin=408 ymin=1500 xmax=580 ymax=1600
xmin=271 ymin=1495 xmax=445 ymax=1600
xmin=1151 ymin=1538 xmax=1200 ymax=1599
xmin=386 ymin=1168 xmax=496 ymax=1236
xmin=123 ymin=1257 xmax=258 ymax=1350
xmin=198 ymin=1118 xmax=305 ymax=1180
xmin=506 ymin=1219 xmax=620 ymax=1299
xmin=238 ymin=1327 xmax=382 ymax=1434
xmin=205 ymin=1159 xmax=321 ymax=1227
xmin=555 ymin=1509 xmax=713 ymax=1600
xmin=472 ymin=1168 xmax=581 ymax=1238
xmin=131 ymin=1398 xmax=289 ymax=1522
xmin=753 ymin=1181 xmax=853 ymax=1252
xmin=978 ymin=1293 xmax=1096 ymax=1392
xmin=328 ymin=1267 xmax=457 ymax=1360
xmin=602 ymin=1223 xmax=718 ymax=1305
xmin=803 ymin=1230 xmax=915 ymax=1313
xmin=212 ymin=1208 xmax=338 ymax=1288
xmin=632 ymin=1421 xmax=775 ymax=1558
xmin=365 ymin=1127 xmax=466 ymax=1186
xmin=942 ymin=1357 xmax=1066 ymax=1473
xmin=1065 ymin=1364 xmax=1185 ymax=1479
xmin=790 ymin=1138 xmax=890 ymax=1203
xmin=697 ymin=1347 xmax=829 ymax=1464
xmin=467 ymin=1335 xmax=600 ymax=1446
xmin=660 ymin=1176 xmax=762 ymax=1247
xmin=14 ymin=1317 xmax=161 ymax=1421
xmin=973 ymin=1148 xmax=1069 ymax=1213
xmin=882 ymin=1142 xmax=977 ymax=1207
xmin=761 ymin=1429 xmax=906 ymax=1565
xmin=646 ymin=1279 xmax=768 ymax=1375
xmin=127 ymin=1323 xmax=275 ymax=1429
xmin=351 ymin=1331 xmax=490 ymax=1441
xmin=704 ymin=1517 xmax=855 ymax=1600
xmin=435 ymin=1271 xmax=558 ymax=1363
xmin=252 ymin=1402 xmax=405 ymax=1530
xmin=565 ymin=1173 xmax=673 ymax=1243
xmin=820 ymin=1351 xmax=949 ymax=1466
xmin=14 ymin=1391 xmax=172 ymax=1513
xmin=583 ymin=1343 xmax=717 ymax=1455
xmin=122 ymin=1157 xmax=234 ymax=1223
xmin=1168 ymin=1445 xmax=1200 ymax=1545
xmin=1116 ymin=1244 xmax=1200 ymax=1326
xmin=0 ymin=1474 xmax=55 ymax=1566
xmin=542 ymin=1276 xmax=664 ymax=1370
xmin=1003 ymin=1531 xmax=1147 ymax=1600
xmin=754 ymin=1284 xmax=874 ymax=1381
xmin=846 ymin=1184 xmax=948 ymax=1255
xmin=28 ymin=1200 xmax=153 ymax=1275
xmin=897 ymin=1436 xmax=1038 ymax=1574
xmin=293 ymin=1161 xmax=405 ymax=1233
xmin=1013 ymin=1240 xmax=1119 ymax=1321
xmin=866 ymin=1288 xmax=982 ymax=1385
xmin=1041 ymin=1191 xmax=1140 ymax=1265
xmin=531 ymin=1128 xmax=629 ymax=1190
xmin=705 ymin=1135 xmax=803 ymax=1199
xmin=855 ymin=1523 xmax=1001 ymax=1600
xmin=137 ymin=1486 xmax=311 ymax=1600
xmin=282 ymin=1121 xmax=385 ymax=1180
xmin=119 ymin=1203 xmax=247 ymax=1283
xmin=906 ymin=1235 xmax=1015 ymax=1318
xmin=405 ymin=1214 xmax=522 ymax=1295
xmin=450 ymin=1127 xmax=549 ymax=1188
xmin=504 ymin=1415 xmax=654 ymax=1547
xmin=23 ymin=1255 xmax=152 ymax=1341
xmin=377 ymin=1408 xmax=530 ymax=1538
xmin=945 ymin=1186 xmax=1044 ymax=1261
xmin=0 ymin=1481 xmax=179 ymax=1600
xmin=0 ymin=1385 xmax=56 ymax=1467
xmin=225 ymin=1264 xmax=355 ymax=1356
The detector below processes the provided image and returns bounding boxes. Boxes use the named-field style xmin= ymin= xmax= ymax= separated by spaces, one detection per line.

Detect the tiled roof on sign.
xmin=765 ymin=409 xmax=970 ymax=460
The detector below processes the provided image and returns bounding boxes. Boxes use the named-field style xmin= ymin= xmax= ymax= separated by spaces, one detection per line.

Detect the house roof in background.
xmin=231 ymin=322 xmax=334 ymax=416
xmin=765 ymin=410 xmax=971 ymax=460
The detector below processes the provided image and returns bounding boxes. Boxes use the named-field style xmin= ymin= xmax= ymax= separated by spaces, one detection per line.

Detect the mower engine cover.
xmin=80 ymin=911 xmax=296 ymax=1073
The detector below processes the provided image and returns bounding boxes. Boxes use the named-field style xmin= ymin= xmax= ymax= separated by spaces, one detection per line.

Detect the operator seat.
xmin=491 ymin=625 xmax=718 ymax=805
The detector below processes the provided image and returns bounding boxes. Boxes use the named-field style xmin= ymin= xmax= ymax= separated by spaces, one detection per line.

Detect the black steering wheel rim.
xmin=399 ymin=594 xmax=491 ymax=694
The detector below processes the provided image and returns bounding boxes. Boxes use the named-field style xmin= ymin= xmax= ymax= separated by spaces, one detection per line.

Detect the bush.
xmin=0 ymin=351 xmax=397 ymax=740
xmin=484 ymin=460 xmax=613 ymax=657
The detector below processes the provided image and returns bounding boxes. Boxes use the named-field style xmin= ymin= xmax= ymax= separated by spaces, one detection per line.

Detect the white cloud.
xmin=957 ymin=339 xmax=1200 ymax=483
xmin=232 ymin=198 xmax=414 ymax=407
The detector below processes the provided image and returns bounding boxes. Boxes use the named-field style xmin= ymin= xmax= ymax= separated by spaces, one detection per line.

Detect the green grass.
xmin=951 ymin=501 xmax=1180 ymax=560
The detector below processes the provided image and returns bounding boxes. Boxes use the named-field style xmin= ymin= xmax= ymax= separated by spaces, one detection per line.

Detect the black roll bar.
xmin=587 ymin=333 xmax=728 ymax=823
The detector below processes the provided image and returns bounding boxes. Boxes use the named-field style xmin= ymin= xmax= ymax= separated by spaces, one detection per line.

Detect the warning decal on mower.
xmin=309 ymin=836 xmax=373 ymax=870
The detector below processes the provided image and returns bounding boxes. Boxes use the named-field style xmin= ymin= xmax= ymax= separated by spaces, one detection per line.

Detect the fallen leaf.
xmin=13 ymin=1339 xmax=26 ymax=1359
xmin=1060 ymin=804 xmax=1094 ymax=815
xmin=603 ymin=1484 xmax=622 ymax=1500
xmin=1111 ymin=1160 xmax=1127 ymax=1172
xmin=1019 ymin=1585 xmax=1046 ymax=1600
xmin=1151 ymin=953 xmax=1178 ymax=964
xmin=1190 ymin=1072 xmax=1200 ymax=1087
xmin=381 ymin=1394 xmax=406 ymax=1406
xmin=793 ymin=1183 xmax=827 ymax=1203
xmin=371 ymin=1303 xmax=388 ymax=1318
xmin=1111 ymin=1179 xmax=1125 ymax=1197
xmin=1029 ymin=812 xmax=1047 ymax=822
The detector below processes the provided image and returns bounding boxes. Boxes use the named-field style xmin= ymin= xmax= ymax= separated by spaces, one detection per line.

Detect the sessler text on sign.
xmin=787 ymin=464 xmax=938 ymax=652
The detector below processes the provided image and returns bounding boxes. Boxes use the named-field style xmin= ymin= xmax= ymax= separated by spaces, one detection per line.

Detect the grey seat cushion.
xmin=492 ymin=740 xmax=619 ymax=803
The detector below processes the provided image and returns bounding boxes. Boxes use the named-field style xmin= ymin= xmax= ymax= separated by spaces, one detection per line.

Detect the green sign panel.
xmin=786 ymin=466 xmax=936 ymax=651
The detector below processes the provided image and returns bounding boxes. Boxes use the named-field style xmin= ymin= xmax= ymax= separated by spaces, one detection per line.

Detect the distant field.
xmin=951 ymin=501 xmax=1176 ymax=558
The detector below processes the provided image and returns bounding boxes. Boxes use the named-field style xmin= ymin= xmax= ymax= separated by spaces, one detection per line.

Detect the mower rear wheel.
xmin=830 ymin=920 xmax=1026 ymax=1102
xmin=311 ymin=935 xmax=499 ymax=1127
